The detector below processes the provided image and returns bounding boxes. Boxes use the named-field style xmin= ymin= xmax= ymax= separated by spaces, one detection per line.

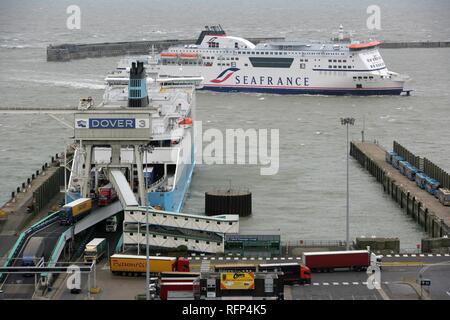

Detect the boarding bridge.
xmin=108 ymin=169 xmax=139 ymax=207
xmin=125 ymin=208 xmax=239 ymax=234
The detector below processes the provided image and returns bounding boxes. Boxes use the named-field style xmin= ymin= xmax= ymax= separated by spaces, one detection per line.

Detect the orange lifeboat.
xmin=347 ymin=41 xmax=381 ymax=50
xmin=160 ymin=52 xmax=178 ymax=58
xmin=178 ymin=117 xmax=193 ymax=125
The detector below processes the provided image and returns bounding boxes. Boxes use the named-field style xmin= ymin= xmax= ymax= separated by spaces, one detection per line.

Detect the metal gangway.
xmin=108 ymin=169 xmax=139 ymax=208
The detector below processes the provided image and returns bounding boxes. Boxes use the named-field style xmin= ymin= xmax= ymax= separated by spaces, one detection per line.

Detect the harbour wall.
xmin=46 ymin=37 xmax=284 ymax=62
xmin=350 ymin=141 xmax=450 ymax=240
xmin=47 ymin=39 xmax=450 ymax=62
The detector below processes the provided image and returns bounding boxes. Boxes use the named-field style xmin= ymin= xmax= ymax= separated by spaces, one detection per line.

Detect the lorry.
xmin=105 ymin=215 xmax=118 ymax=232
xmin=98 ymin=184 xmax=118 ymax=206
xmin=302 ymin=250 xmax=381 ymax=272
xmin=84 ymin=238 xmax=107 ymax=263
xmin=213 ymin=262 xmax=311 ymax=284
xmin=258 ymin=262 xmax=311 ymax=284
xmin=22 ymin=237 xmax=45 ymax=267
xmin=143 ymin=167 xmax=154 ymax=188
xmin=109 ymin=254 xmax=190 ymax=275
xmin=437 ymin=188 xmax=450 ymax=206
xmin=0 ymin=209 xmax=8 ymax=221
xmin=159 ymin=282 xmax=194 ymax=300
xmin=60 ymin=198 xmax=93 ymax=225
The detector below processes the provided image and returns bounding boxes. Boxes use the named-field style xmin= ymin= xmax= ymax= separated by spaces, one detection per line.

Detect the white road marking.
xmin=402 ymin=254 xmax=408 ymax=257
xmin=233 ymin=257 xmax=239 ymax=260
xmin=202 ymin=257 xmax=208 ymax=260
xmin=242 ymin=257 xmax=247 ymax=260
xmin=436 ymin=254 xmax=442 ymax=257
xmin=250 ymin=257 xmax=255 ymax=260
xmin=218 ymin=257 xmax=223 ymax=260
xmin=352 ymin=282 xmax=359 ymax=285
xmin=226 ymin=257 xmax=231 ymax=260
xmin=288 ymin=257 xmax=293 ymax=260
xmin=362 ymin=282 xmax=367 ymax=285
xmin=342 ymin=282 xmax=349 ymax=285
xmin=280 ymin=257 xmax=285 ymax=260
xmin=420 ymin=254 xmax=425 ymax=257
xmin=411 ymin=254 xmax=416 ymax=257
xmin=427 ymin=254 xmax=433 ymax=257
xmin=210 ymin=257 xmax=216 ymax=260
xmin=273 ymin=257 xmax=278 ymax=260
xmin=383 ymin=281 xmax=389 ymax=284
xmin=446 ymin=291 xmax=450 ymax=297
xmin=395 ymin=254 xmax=400 ymax=257
xmin=313 ymin=283 xmax=320 ymax=286
xmin=258 ymin=257 xmax=263 ymax=260
xmin=445 ymin=254 xmax=450 ymax=257
xmin=332 ymin=282 xmax=339 ymax=286
xmin=323 ymin=282 xmax=330 ymax=286
xmin=296 ymin=257 xmax=301 ymax=260
xmin=386 ymin=255 xmax=392 ymax=257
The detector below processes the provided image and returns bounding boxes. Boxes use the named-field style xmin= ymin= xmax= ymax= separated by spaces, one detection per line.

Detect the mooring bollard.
xmin=22 ymin=182 xmax=26 ymax=192
xmin=11 ymin=192 xmax=15 ymax=202
xmin=36 ymin=170 xmax=39 ymax=176
xmin=16 ymin=187 xmax=20 ymax=194
xmin=32 ymin=174 xmax=35 ymax=180
xmin=51 ymin=156 xmax=54 ymax=163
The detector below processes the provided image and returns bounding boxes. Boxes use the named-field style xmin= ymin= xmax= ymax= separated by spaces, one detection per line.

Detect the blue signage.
xmin=89 ymin=118 xmax=135 ymax=129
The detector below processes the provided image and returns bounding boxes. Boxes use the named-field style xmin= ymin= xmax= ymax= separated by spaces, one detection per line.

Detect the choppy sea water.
xmin=1 ymin=0 xmax=450 ymax=248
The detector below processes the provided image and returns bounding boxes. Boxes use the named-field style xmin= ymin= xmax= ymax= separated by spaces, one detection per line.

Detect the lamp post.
xmin=340 ymin=117 xmax=355 ymax=250
xmin=139 ymin=143 xmax=154 ymax=300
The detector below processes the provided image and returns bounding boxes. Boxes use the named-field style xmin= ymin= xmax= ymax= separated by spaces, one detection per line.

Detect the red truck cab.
xmin=98 ymin=185 xmax=117 ymax=206
xmin=175 ymin=257 xmax=190 ymax=272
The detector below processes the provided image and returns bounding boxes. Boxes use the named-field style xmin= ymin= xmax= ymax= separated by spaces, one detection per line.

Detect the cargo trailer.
xmin=302 ymin=250 xmax=381 ymax=272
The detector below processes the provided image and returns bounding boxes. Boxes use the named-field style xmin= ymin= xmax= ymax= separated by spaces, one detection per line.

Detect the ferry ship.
xmin=152 ymin=25 xmax=408 ymax=95
xmin=67 ymin=59 xmax=202 ymax=213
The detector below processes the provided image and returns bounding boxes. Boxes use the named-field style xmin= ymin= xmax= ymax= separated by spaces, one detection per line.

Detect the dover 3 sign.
xmin=75 ymin=118 xmax=149 ymax=129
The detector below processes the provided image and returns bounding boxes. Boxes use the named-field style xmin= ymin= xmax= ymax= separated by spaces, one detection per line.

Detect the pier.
xmin=46 ymin=37 xmax=285 ymax=62
xmin=46 ymin=38 xmax=450 ymax=62
xmin=350 ymin=141 xmax=450 ymax=239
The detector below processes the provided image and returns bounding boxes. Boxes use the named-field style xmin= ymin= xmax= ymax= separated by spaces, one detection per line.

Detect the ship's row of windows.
xmin=328 ymin=65 xmax=354 ymax=69
xmin=176 ymin=48 xmax=348 ymax=57
xmin=328 ymin=59 xmax=347 ymax=63
xmin=353 ymin=76 xmax=374 ymax=80
xmin=216 ymin=57 xmax=240 ymax=61
xmin=368 ymin=56 xmax=381 ymax=62
xmin=370 ymin=63 xmax=385 ymax=68
xmin=217 ymin=62 xmax=236 ymax=67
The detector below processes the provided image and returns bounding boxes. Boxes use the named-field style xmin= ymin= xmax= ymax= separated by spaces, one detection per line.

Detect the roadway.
xmin=1 ymin=221 xmax=68 ymax=299
xmin=46 ymin=253 xmax=450 ymax=300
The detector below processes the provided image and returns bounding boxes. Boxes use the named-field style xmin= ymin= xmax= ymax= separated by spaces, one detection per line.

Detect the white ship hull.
xmin=153 ymin=26 xmax=407 ymax=95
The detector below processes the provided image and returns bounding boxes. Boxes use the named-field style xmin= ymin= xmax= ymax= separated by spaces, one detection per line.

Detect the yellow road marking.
xmin=382 ymin=262 xmax=428 ymax=267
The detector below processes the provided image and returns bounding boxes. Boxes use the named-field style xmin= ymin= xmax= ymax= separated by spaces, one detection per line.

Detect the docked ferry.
xmin=152 ymin=25 xmax=408 ymax=95
xmin=67 ymin=60 xmax=202 ymax=213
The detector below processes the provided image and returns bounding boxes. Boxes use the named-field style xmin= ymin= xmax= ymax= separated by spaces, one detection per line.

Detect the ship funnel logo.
xmin=76 ymin=120 xmax=87 ymax=128
xmin=211 ymin=67 xmax=240 ymax=83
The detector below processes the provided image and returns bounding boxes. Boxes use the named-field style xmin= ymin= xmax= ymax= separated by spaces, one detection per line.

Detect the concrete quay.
xmin=350 ymin=142 xmax=450 ymax=239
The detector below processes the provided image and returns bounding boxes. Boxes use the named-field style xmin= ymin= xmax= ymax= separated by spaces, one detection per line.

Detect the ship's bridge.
xmin=197 ymin=35 xmax=256 ymax=50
